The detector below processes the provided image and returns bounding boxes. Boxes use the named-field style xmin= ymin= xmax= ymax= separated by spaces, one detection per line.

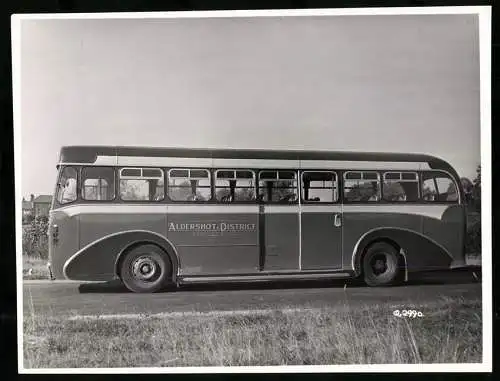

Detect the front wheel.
xmin=362 ymin=242 xmax=401 ymax=287
xmin=120 ymin=244 xmax=171 ymax=293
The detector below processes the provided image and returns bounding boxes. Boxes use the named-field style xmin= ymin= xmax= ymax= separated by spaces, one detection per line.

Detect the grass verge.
xmin=24 ymin=296 xmax=481 ymax=368
xmin=22 ymin=255 xmax=49 ymax=280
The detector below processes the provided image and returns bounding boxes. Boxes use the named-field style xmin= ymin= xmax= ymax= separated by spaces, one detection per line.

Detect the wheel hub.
xmin=132 ymin=256 xmax=158 ymax=281
xmin=371 ymin=255 xmax=388 ymax=275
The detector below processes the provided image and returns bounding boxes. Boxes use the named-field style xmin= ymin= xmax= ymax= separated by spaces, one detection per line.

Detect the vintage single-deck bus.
xmin=47 ymin=146 xmax=466 ymax=293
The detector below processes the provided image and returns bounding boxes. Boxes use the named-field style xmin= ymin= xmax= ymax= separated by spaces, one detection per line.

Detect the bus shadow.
xmin=405 ymin=266 xmax=481 ymax=286
xmin=77 ymin=266 xmax=481 ymax=294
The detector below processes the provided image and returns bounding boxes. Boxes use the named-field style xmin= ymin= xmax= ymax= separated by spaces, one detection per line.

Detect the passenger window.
xmin=343 ymin=171 xmax=380 ymax=202
xmin=422 ymin=177 xmax=437 ymax=201
xmin=120 ymin=167 xmax=164 ymax=201
xmin=301 ymin=171 xmax=338 ymax=202
xmin=215 ymin=170 xmax=255 ymax=202
xmin=56 ymin=166 xmax=77 ymax=204
xmin=81 ymin=167 xmax=115 ymax=201
xmin=422 ymin=172 xmax=458 ymax=202
xmin=383 ymin=172 xmax=419 ymax=202
xmin=168 ymin=168 xmax=211 ymax=201
xmin=258 ymin=171 xmax=297 ymax=203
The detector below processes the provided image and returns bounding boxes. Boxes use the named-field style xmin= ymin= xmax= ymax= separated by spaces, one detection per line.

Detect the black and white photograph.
xmin=12 ymin=6 xmax=491 ymax=373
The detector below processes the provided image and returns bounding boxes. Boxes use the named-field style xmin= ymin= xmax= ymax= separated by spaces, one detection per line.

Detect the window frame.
xmin=56 ymin=165 xmax=79 ymax=205
xmin=118 ymin=167 xmax=165 ymax=202
xmin=382 ymin=171 xmax=420 ymax=203
xmin=257 ymin=169 xmax=299 ymax=204
xmin=80 ymin=166 xmax=116 ymax=202
xmin=420 ymin=170 xmax=460 ymax=204
xmin=342 ymin=170 xmax=382 ymax=203
xmin=214 ymin=169 xmax=256 ymax=203
xmin=300 ymin=170 xmax=339 ymax=204
xmin=167 ymin=167 xmax=213 ymax=202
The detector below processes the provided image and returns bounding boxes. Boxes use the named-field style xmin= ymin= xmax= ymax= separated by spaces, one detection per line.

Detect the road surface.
xmin=22 ymin=268 xmax=481 ymax=318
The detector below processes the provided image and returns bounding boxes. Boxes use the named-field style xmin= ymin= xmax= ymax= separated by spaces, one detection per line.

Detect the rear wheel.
xmin=120 ymin=244 xmax=171 ymax=293
xmin=362 ymin=242 xmax=401 ymax=287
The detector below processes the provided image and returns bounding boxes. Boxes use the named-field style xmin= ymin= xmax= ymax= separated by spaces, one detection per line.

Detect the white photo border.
xmin=11 ymin=5 xmax=492 ymax=374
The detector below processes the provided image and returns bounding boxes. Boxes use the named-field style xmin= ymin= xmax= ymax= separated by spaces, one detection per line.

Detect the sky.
xmin=18 ymin=13 xmax=481 ymax=197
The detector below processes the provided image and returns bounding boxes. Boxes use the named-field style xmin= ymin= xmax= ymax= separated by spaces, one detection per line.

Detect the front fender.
xmin=63 ymin=230 xmax=179 ymax=281
xmin=352 ymin=227 xmax=453 ymax=275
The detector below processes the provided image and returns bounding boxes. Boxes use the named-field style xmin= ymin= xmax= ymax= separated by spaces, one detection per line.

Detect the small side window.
xmin=301 ymin=171 xmax=338 ymax=202
xmin=56 ymin=166 xmax=77 ymax=204
xmin=343 ymin=171 xmax=380 ymax=202
xmin=422 ymin=172 xmax=459 ymax=202
xmin=82 ymin=167 xmax=115 ymax=201
xmin=258 ymin=171 xmax=297 ymax=203
xmin=383 ymin=172 xmax=419 ymax=202
xmin=168 ymin=168 xmax=211 ymax=202
xmin=119 ymin=167 xmax=164 ymax=201
xmin=422 ymin=177 xmax=437 ymax=201
xmin=215 ymin=170 xmax=256 ymax=202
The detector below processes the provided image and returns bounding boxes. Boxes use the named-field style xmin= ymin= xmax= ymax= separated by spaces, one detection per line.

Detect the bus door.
xmin=258 ymin=170 xmax=300 ymax=271
xmin=300 ymin=171 xmax=343 ymax=270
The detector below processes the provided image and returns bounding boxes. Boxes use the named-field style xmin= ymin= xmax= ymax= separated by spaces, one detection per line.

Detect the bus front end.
xmin=48 ymin=164 xmax=80 ymax=280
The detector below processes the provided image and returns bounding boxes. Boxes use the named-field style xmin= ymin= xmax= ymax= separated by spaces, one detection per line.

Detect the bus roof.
xmin=59 ymin=145 xmax=449 ymax=166
xmin=57 ymin=145 xmax=462 ymax=180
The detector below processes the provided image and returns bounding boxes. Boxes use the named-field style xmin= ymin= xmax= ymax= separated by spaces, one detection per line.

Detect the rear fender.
xmin=63 ymin=230 xmax=179 ymax=281
xmin=352 ymin=227 xmax=453 ymax=276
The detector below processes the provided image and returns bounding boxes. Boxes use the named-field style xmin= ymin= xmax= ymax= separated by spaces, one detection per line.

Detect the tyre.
xmin=120 ymin=244 xmax=172 ymax=293
xmin=362 ymin=242 xmax=401 ymax=287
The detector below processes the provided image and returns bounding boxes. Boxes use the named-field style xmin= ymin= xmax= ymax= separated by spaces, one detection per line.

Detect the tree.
xmin=472 ymin=165 xmax=481 ymax=212
xmin=23 ymin=213 xmax=34 ymax=225
xmin=23 ymin=215 xmax=49 ymax=259
xmin=460 ymin=177 xmax=473 ymax=204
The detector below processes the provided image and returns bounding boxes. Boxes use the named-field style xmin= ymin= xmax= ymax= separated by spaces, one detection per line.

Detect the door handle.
xmin=334 ymin=213 xmax=342 ymax=227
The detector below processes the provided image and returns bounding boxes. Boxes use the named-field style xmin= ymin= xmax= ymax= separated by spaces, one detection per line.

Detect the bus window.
xmin=343 ymin=171 xmax=380 ymax=202
xmin=383 ymin=172 xmax=419 ymax=202
xmin=301 ymin=171 xmax=338 ymax=202
xmin=81 ymin=167 xmax=115 ymax=201
xmin=422 ymin=172 xmax=458 ymax=202
xmin=168 ymin=168 xmax=211 ymax=201
xmin=120 ymin=168 xmax=164 ymax=201
xmin=56 ymin=166 xmax=77 ymax=204
xmin=215 ymin=170 xmax=255 ymax=202
xmin=258 ymin=170 xmax=297 ymax=203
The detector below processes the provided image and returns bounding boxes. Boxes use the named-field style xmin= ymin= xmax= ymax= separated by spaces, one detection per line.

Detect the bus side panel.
xmin=263 ymin=212 xmax=300 ymax=271
xmin=166 ymin=208 xmax=259 ymax=275
xmin=422 ymin=205 xmax=466 ymax=268
xmin=70 ymin=210 xmax=168 ymax=279
xmin=345 ymin=205 xmax=463 ymax=274
xmin=48 ymin=209 xmax=79 ymax=280
xmin=78 ymin=212 xmax=167 ymax=248
xmin=64 ymin=231 xmax=178 ymax=281
xmin=342 ymin=207 xmax=422 ymax=271
xmin=352 ymin=228 xmax=453 ymax=273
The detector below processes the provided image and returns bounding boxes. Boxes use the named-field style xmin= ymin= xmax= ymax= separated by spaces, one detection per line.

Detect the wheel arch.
xmin=113 ymin=231 xmax=180 ymax=283
xmin=352 ymin=228 xmax=407 ymax=277
xmin=352 ymin=226 xmax=453 ymax=278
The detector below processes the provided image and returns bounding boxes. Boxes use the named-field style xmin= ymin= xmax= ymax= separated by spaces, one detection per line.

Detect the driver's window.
xmin=57 ymin=167 xmax=77 ymax=204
